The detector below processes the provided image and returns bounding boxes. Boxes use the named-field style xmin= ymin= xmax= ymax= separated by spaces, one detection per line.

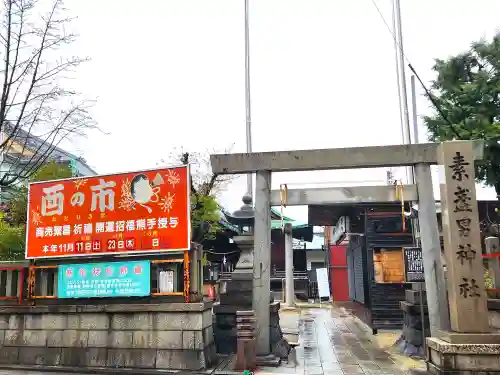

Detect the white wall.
xmin=306 ymin=250 xmax=327 ymax=271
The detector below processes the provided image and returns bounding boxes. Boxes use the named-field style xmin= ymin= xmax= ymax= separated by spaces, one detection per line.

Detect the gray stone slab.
xmin=110 ymin=331 xmax=134 ymax=348
xmin=111 ymin=312 xmax=153 ymax=330
xmin=46 ymin=330 xmax=63 ymax=347
xmin=18 ymin=347 xmax=61 ymax=365
xmin=79 ymin=314 xmax=109 ymax=329
xmin=132 ymin=331 xmax=156 ymax=349
xmin=87 ymin=330 xmax=108 ymax=347
xmin=23 ymin=315 xmax=42 ymax=329
xmin=156 ymin=349 xmax=205 ymax=371
xmin=63 ymin=329 xmax=89 ymax=347
xmin=154 ymin=312 xmax=203 ymax=330
xmin=182 ymin=330 xmax=204 ymax=350
xmin=0 ymin=316 xmax=7 ymax=330
xmin=8 ymin=315 xmax=21 ymax=329
xmin=156 ymin=330 xmax=183 ymax=349
xmin=0 ymin=301 xmax=213 ymax=314
xmin=22 ymin=330 xmax=48 ymax=346
xmin=83 ymin=347 xmax=108 ymax=367
xmin=107 ymin=348 xmax=157 ymax=368
xmin=204 ymin=325 xmax=214 ymax=345
xmin=0 ymin=346 xmax=19 ymax=364
xmin=42 ymin=314 xmax=67 ymax=330
xmin=60 ymin=347 xmax=81 ymax=366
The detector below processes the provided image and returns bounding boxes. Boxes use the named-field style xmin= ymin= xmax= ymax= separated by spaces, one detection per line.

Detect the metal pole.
xmin=410 ymin=75 xmax=420 ymax=144
xmin=393 ymin=0 xmax=413 ymax=184
xmin=284 ymin=223 xmax=295 ymax=306
xmin=410 ymin=74 xmax=420 ymax=246
xmin=244 ymin=0 xmax=253 ymax=198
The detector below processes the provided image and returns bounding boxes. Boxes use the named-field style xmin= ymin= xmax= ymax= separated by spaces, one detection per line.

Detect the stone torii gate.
xmin=210 ymin=141 xmax=485 ymax=360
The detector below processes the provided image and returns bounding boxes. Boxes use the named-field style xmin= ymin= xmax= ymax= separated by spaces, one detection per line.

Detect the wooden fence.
xmin=0 ymin=255 xmax=191 ymax=305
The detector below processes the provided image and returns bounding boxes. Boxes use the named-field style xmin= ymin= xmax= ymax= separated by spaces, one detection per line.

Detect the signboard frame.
xmin=403 ymin=246 xmax=425 ymax=282
xmin=57 ymin=260 xmax=151 ymax=299
xmin=315 ymin=267 xmax=331 ymax=299
xmin=25 ymin=164 xmax=191 ymax=260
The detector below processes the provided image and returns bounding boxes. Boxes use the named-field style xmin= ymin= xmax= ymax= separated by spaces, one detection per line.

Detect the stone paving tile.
xmin=256 ymin=307 xmax=411 ymax=375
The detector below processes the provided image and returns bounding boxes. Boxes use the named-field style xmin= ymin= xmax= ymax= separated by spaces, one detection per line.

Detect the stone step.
xmin=236 ymin=310 xmax=255 ymax=317
xmin=400 ymin=300 xmax=428 ymax=315
xmin=236 ymin=323 xmax=255 ymax=330
xmin=410 ymin=282 xmax=426 ymax=291
xmin=236 ymin=331 xmax=255 ymax=338
xmin=405 ymin=289 xmax=427 ymax=305
xmin=219 ymin=294 xmax=253 ymax=306
xmin=226 ymin=281 xmax=253 ymax=292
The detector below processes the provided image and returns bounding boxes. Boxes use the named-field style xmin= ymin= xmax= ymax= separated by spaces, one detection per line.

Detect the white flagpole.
xmin=244 ymin=0 xmax=253 ymax=198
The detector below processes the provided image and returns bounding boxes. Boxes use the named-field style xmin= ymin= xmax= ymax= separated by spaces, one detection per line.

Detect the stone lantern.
xmin=213 ymin=195 xmax=255 ymax=354
xmin=213 ymin=195 xmax=289 ymax=361
xmin=224 ymin=194 xmax=255 ymax=278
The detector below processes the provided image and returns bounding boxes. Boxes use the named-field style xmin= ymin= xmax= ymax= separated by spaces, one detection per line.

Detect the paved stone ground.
xmin=257 ymin=307 xmax=424 ymax=375
xmin=0 ymin=306 xmax=424 ymax=375
xmin=0 ymin=372 xmax=89 ymax=375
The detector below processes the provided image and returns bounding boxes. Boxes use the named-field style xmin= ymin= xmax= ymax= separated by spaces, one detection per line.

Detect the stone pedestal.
xmin=0 ymin=302 xmax=215 ymax=371
xmin=426 ymin=337 xmax=500 ymax=375
xmin=234 ymin=311 xmax=256 ymax=371
xmin=213 ymin=234 xmax=290 ymax=360
xmin=399 ymin=284 xmax=430 ymax=357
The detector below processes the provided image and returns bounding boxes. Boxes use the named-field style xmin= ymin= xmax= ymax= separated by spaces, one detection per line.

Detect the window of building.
xmin=373 ymin=247 xmax=404 ymax=283
xmin=309 ymin=261 xmax=325 ymax=270
xmin=372 ymin=216 xmax=409 ymax=233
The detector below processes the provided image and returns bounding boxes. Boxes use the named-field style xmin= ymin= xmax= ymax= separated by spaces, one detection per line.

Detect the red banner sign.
xmin=26 ymin=165 xmax=190 ymax=259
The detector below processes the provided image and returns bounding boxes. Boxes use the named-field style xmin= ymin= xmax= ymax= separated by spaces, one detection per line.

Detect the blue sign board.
xmin=57 ymin=260 xmax=151 ymax=298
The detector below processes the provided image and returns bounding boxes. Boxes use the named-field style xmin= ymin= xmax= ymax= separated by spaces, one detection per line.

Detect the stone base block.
xmin=255 ymin=353 xmax=280 ymax=367
xmin=214 ymin=301 xmax=289 ymax=359
xmin=426 ymin=337 xmax=500 ymax=374
xmin=0 ymin=302 xmax=216 ymax=372
xmin=219 ymin=294 xmax=253 ymax=306
xmin=436 ymin=330 xmax=500 ymax=344
xmin=405 ymin=289 xmax=427 ymax=305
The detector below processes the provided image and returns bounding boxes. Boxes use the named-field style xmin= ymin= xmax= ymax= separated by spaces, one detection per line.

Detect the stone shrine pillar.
xmin=426 ymin=141 xmax=500 ymax=375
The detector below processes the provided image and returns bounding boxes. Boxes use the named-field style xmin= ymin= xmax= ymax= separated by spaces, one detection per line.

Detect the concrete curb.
xmin=0 ymin=364 xmax=209 ymax=374
xmin=293 ymin=302 xmax=332 ymax=309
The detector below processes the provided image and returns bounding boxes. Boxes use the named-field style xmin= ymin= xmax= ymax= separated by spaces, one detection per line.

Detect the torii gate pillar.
xmin=254 ymin=170 xmax=272 ymax=355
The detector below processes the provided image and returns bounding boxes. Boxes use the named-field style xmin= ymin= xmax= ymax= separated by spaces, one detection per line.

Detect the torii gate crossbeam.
xmin=269 ymin=185 xmax=418 ymax=206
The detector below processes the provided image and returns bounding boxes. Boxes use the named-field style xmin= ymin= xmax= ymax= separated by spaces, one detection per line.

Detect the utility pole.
xmin=244 ymin=0 xmax=253 ymax=198
xmin=392 ymin=0 xmax=413 ymax=184
xmin=391 ymin=0 xmax=405 ymax=147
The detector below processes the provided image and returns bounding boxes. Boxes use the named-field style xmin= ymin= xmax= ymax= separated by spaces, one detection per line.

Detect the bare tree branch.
xmin=0 ymin=0 xmax=96 ymax=187
xmin=159 ymin=145 xmax=237 ymax=198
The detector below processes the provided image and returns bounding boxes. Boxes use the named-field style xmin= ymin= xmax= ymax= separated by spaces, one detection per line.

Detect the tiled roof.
xmin=2 ymin=122 xmax=97 ymax=175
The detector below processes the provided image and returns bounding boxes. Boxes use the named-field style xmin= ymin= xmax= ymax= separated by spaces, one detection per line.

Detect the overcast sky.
xmin=64 ymin=0 xmax=500 ymax=221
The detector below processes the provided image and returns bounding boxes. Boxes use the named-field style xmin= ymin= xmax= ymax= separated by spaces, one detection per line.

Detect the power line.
xmin=368 ymin=0 xmax=462 ymax=139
